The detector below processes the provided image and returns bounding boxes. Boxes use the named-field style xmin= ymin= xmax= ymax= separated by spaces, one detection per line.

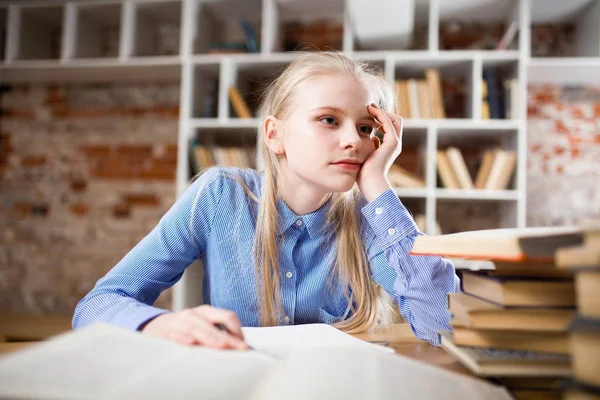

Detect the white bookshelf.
xmin=0 ymin=0 xmax=598 ymax=311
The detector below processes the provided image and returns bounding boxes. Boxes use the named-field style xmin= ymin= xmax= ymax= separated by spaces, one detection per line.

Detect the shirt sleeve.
xmin=72 ymin=167 xmax=226 ymax=331
xmin=360 ymin=189 xmax=460 ymax=346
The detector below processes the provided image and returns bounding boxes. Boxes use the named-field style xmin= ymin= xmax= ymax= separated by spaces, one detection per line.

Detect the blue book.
xmin=239 ymin=19 xmax=259 ymax=53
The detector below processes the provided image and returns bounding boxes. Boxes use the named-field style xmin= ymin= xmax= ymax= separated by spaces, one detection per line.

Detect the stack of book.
xmin=410 ymin=227 xmax=588 ymax=399
xmin=190 ymin=139 xmax=255 ymax=171
xmin=556 ymin=223 xmax=600 ymax=400
xmin=395 ymin=68 xmax=445 ymax=119
xmin=437 ymin=147 xmax=516 ymax=190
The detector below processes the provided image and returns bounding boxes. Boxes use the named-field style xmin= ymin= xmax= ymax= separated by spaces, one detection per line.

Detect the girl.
xmin=73 ymin=51 xmax=459 ymax=350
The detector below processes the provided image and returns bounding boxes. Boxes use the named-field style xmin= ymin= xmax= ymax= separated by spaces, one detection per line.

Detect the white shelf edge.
xmin=188 ymin=118 xmax=260 ymax=130
xmin=435 ymin=189 xmax=519 ymax=201
xmin=394 ymin=188 xmax=429 ymax=198
xmin=527 ymin=57 xmax=600 ymax=84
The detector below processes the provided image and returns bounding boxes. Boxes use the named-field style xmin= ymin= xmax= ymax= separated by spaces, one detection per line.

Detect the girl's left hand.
xmin=356 ymin=104 xmax=403 ymax=202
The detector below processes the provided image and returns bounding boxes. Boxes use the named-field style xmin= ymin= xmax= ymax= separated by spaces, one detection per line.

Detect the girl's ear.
xmin=264 ymin=115 xmax=285 ymax=156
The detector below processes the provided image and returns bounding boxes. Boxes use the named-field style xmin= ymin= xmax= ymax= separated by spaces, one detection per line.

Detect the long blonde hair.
xmin=254 ymin=51 xmax=395 ymax=333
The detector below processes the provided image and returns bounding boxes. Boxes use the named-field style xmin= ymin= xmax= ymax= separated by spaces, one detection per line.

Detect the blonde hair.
xmin=254 ymin=51 xmax=395 ymax=333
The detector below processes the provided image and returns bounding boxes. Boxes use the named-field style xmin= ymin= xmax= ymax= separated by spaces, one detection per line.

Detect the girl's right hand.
xmin=140 ymin=305 xmax=250 ymax=350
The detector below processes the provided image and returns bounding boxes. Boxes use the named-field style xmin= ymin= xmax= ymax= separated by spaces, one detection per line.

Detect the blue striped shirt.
xmin=73 ymin=167 xmax=459 ymax=345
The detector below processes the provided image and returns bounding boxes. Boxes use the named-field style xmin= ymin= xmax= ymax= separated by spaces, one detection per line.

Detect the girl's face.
xmin=279 ymin=74 xmax=378 ymax=193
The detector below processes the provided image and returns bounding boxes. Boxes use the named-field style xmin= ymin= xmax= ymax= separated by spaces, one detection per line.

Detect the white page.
xmin=255 ymin=345 xmax=514 ymax=400
xmin=242 ymin=323 xmax=394 ymax=360
xmin=0 ymin=324 xmax=277 ymax=400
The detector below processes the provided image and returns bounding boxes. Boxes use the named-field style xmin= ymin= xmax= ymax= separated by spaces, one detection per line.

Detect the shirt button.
xmin=295 ymin=219 xmax=303 ymax=226
xmin=375 ymin=207 xmax=383 ymax=215
xmin=283 ymin=316 xmax=290 ymax=323
xmin=286 ymin=271 xmax=293 ymax=279
xmin=388 ymin=228 xmax=396 ymax=236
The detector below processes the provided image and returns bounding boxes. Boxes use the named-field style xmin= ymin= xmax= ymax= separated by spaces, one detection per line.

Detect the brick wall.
xmin=527 ymin=84 xmax=600 ymax=226
xmin=0 ymin=83 xmax=180 ymax=315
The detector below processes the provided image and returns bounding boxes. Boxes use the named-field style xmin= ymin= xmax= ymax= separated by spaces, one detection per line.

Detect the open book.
xmin=0 ymin=323 xmax=513 ymax=399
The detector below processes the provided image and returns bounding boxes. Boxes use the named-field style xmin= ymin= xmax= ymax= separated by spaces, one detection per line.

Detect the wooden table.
xmin=0 ymin=314 xmax=72 ymax=355
xmin=352 ymin=324 xmax=472 ymax=377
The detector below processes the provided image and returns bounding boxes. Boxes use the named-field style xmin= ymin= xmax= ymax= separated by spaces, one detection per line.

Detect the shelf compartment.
xmin=16 ymin=5 xmax=64 ymax=60
xmin=133 ymin=0 xmax=181 ymax=57
xmin=230 ymin=60 xmax=291 ymax=118
xmin=265 ymin=0 xmax=344 ymax=53
xmin=74 ymin=2 xmax=122 ymax=59
xmin=394 ymin=59 xmax=474 ymax=119
xmin=481 ymin=58 xmax=520 ymax=120
xmin=438 ymin=0 xmax=520 ymax=51
xmin=530 ymin=0 xmax=600 ymax=58
xmin=436 ymin=127 xmax=518 ymax=191
xmin=191 ymin=63 xmax=220 ymax=119
xmin=390 ymin=127 xmax=428 ymax=191
xmin=189 ymin=126 xmax=258 ymax=175
xmin=192 ymin=0 xmax=262 ymax=55
xmin=436 ymin=199 xmax=517 ymax=234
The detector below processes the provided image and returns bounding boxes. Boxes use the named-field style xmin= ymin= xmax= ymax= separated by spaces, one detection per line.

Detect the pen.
xmin=215 ymin=323 xmax=253 ymax=350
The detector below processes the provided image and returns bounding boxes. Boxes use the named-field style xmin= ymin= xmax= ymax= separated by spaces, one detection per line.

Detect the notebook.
xmin=0 ymin=323 xmax=514 ymax=399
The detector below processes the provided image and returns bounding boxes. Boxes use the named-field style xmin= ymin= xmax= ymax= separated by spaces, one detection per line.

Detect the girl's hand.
xmin=356 ymin=104 xmax=403 ymax=202
xmin=140 ymin=305 xmax=250 ymax=350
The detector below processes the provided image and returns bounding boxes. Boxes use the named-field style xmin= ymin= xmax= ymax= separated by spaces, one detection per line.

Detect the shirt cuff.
xmin=113 ymin=304 xmax=171 ymax=331
xmin=361 ymin=188 xmax=419 ymax=250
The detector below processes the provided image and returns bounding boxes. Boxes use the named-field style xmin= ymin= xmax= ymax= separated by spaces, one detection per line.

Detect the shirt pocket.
xmin=318 ymin=295 xmax=351 ymax=325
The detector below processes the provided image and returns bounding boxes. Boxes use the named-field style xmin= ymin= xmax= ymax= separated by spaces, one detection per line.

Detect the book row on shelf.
xmin=395 ymin=68 xmax=445 ymax=119
xmin=437 ymin=147 xmax=516 ymax=190
xmin=411 ymin=223 xmax=600 ymax=400
xmin=482 ymin=72 xmax=520 ymax=120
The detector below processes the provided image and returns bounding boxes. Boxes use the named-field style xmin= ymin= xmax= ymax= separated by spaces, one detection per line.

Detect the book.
xmin=410 ymin=226 xmax=584 ymax=262
xmin=436 ymin=150 xmax=461 ymax=189
xmin=482 ymin=80 xmax=491 ymax=120
xmin=417 ymin=80 xmax=432 ymax=119
xmin=570 ymin=316 xmax=600 ymax=387
xmin=452 ymin=326 xmax=569 ymax=355
xmin=396 ymin=80 xmax=411 ymax=118
xmin=475 ymin=149 xmax=498 ymax=189
xmin=448 ymin=293 xmax=575 ymax=332
xmin=407 ymin=79 xmax=420 ymax=119
xmin=483 ymin=69 xmax=503 ymax=119
xmin=487 ymin=260 xmax=573 ymax=278
xmin=461 ymin=271 xmax=575 ymax=308
xmin=0 ymin=324 xmax=515 ymax=400
xmin=425 ymin=68 xmax=445 ymax=118
xmin=484 ymin=149 xmax=508 ymax=190
xmin=229 ymin=86 xmax=253 ymax=118
xmin=387 ymin=164 xmax=426 ymax=188
xmin=438 ymin=331 xmax=570 ymax=377
xmin=575 ymin=270 xmax=600 ymax=318
xmin=492 ymin=150 xmax=517 ymax=190
xmin=239 ymin=19 xmax=259 ymax=53
xmin=496 ymin=21 xmax=518 ymax=50
xmin=446 ymin=147 xmax=474 ymax=189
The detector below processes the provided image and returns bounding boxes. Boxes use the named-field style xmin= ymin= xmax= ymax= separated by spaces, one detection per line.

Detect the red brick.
xmin=112 ymin=203 xmax=131 ymax=218
xmin=20 ymin=155 xmax=47 ymax=167
xmin=1 ymin=109 xmax=35 ymax=119
xmin=123 ymin=194 xmax=160 ymax=207
xmin=80 ymin=145 xmax=111 ymax=157
xmin=12 ymin=203 xmax=31 ymax=217
xmin=70 ymin=203 xmax=88 ymax=217
xmin=116 ymin=144 xmax=153 ymax=157
xmin=70 ymin=180 xmax=87 ymax=192
xmin=555 ymin=121 xmax=570 ymax=135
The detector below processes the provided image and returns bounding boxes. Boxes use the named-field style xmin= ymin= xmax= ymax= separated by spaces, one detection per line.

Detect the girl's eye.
xmin=319 ymin=116 xmax=337 ymax=125
xmin=358 ymin=125 xmax=373 ymax=135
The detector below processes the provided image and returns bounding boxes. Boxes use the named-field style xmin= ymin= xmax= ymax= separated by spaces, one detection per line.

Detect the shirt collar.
xmin=276 ymin=195 xmax=332 ymax=239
